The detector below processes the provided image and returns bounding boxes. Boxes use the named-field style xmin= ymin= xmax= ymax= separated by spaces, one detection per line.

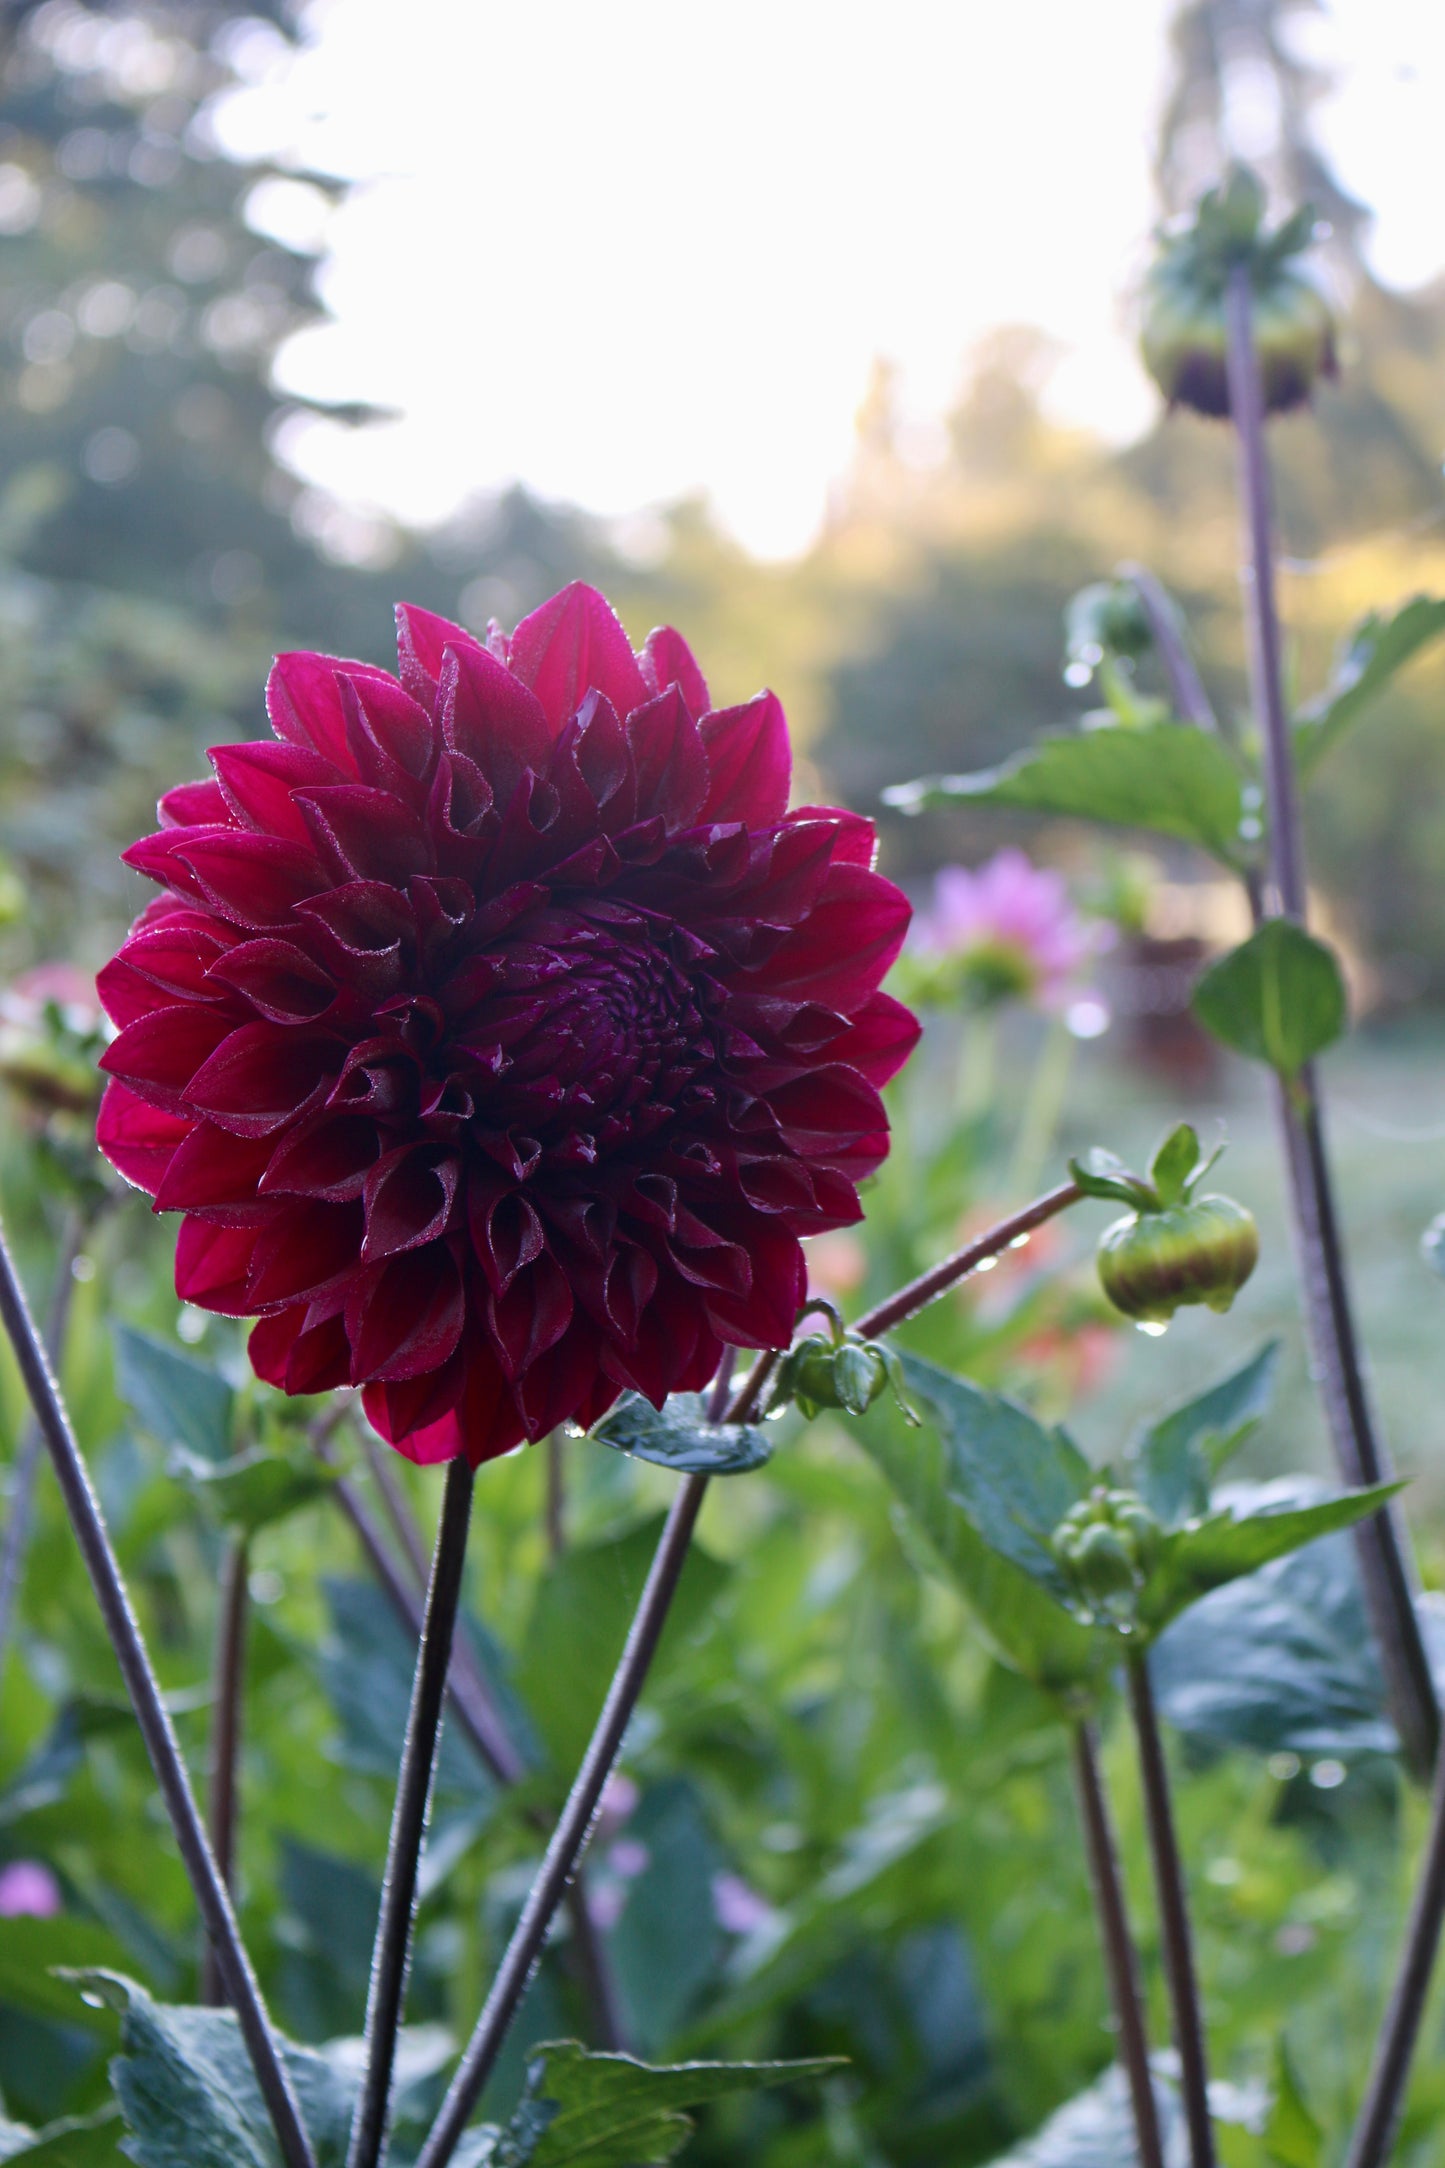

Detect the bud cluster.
xmin=1051 ymin=1485 xmax=1162 ymax=1625
xmin=769 ymin=1304 xmax=918 ymax=1425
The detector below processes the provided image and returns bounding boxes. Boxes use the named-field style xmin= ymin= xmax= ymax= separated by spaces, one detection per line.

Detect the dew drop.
xmin=1238 ymin=815 xmax=1264 ymax=841
xmin=1008 ymin=1232 xmax=1031 ymax=1249
xmin=1136 ymin=1320 xmax=1169 ymax=1338
xmin=973 ymin=1255 xmax=999 ymax=1274
xmin=1063 ymin=661 xmax=1093 ymax=689
xmin=80 ymin=1991 xmax=105 ymax=2009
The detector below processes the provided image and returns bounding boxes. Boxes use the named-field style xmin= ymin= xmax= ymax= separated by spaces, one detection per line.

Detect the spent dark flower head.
xmin=97 ymin=584 xmax=919 ymax=1465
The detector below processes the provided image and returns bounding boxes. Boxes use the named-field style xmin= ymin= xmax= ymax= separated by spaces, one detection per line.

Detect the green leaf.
xmin=1294 ymin=595 xmax=1445 ymax=774
xmin=1149 ymin=1522 xmax=1401 ymax=1758
xmin=985 ymin=2065 xmax=1181 ymax=2164
xmin=854 ymin=1356 xmax=1111 ymax=1699
xmin=316 ymin=1578 xmax=509 ymax=1801
xmin=169 ymin=1445 xmax=335 ymax=1537
xmin=489 ymin=2039 xmax=841 ymax=2167
xmin=0 ymin=1917 xmax=133 ymax=2026
xmin=1067 ymin=1148 xmax=1156 ymax=1209
xmin=896 ymin=1355 xmax=1092 ymax=1596
xmin=1264 ymin=2040 xmax=1324 ymax=2168
xmin=517 ymin=1522 xmax=728 ymax=1770
xmin=1129 ymin=1342 xmax=1281 ymax=1527
xmin=57 ymin=1973 xmax=353 ymax=2168
xmin=1191 ymin=919 xmax=1347 ymax=1077
xmin=1147 ymin=1123 xmax=1201 ymax=1205
xmin=589 ymin=1393 xmax=771 ymax=1476
xmin=113 ymin=1325 xmax=234 ymax=1465
xmin=603 ymin=1781 xmax=725 ymax=2054
xmin=883 ymin=721 xmax=1250 ymax=865
xmin=0 ymin=2110 xmax=125 ymax=2164
xmin=1139 ymin=1478 xmax=1401 ymax=1636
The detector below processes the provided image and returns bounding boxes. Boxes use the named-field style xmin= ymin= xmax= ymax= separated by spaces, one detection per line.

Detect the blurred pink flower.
xmin=712 ymin=1871 xmax=779 ymax=1936
xmin=913 ymin=850 xmax=1109 ymax=1011
xmin=0 ymin=1859 xmax=61 ymax=1918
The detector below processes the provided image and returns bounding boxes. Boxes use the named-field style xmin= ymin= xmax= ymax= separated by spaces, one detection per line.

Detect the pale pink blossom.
xmin=913 ymin=850 xmax=1109 ymax=1011
xmin=0 ymin=1860 xmax=61 ymax=1917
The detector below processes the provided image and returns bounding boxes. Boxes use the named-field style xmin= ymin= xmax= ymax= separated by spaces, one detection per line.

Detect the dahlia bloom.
xmin=97 ymin=585 xmax=917 ymax=1465
xmin=911 ymin=850 xmax=1107 ymax=1011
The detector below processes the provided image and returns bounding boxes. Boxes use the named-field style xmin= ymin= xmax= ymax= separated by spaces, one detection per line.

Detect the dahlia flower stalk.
xmin=97 ymin=584 xmax=918 ymax=1466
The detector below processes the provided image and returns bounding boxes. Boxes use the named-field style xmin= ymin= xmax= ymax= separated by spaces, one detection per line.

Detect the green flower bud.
xmin=1065 ymin=581 xmax=1154 ymax=673
xmin=832 ymin=1340 xmax=888 ymax=1416
xmin=1140 ymin=164 xmax=1337 ymax=420
xmin=1051 ymin=1485 xmax=1162 ymax=1623
xmin=1097 ymin=1195 xmax=1259 ymax=1326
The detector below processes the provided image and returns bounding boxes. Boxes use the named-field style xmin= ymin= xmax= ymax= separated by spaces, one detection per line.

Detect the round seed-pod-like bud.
xmin=1097 ymin=1195 xmax=1260 ymax=1326
xmin=832 ymin=1340 xmax=889 ymax=1416
xmin=1140 ymin=166 xmax=1337 ymax=420
xmin=1069 ymin=1522 xmax=1139 ymax=1606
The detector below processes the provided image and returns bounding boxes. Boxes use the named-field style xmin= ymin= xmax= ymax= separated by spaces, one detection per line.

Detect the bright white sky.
xmin=214 ymin=0 xmax=1445 ymax=560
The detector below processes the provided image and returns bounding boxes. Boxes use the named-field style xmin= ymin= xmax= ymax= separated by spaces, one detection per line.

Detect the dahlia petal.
xmin=625 ymin=687 xmax=710 ymax=831
xmin=766 ymin=1063 xmax=888 ymax=1145
xmin=641 ymin=625 xmax=710 ymax=717
xmin=174 ymin=833 xmax=330 ymax=931
xmin=297 ymin=784 xmax=434 ymax=887
xmin=123 ymin=826 xmax=229 ymax=901
xmin=154 ymin=1123 xmax=277 ymax=1218
xmin=340 ymin=671 xmax=436 ymax=786
xmin=361 ymin=1147 xmax=459 ymax=1262
xmin=267 ymin=650 xmax=394 ymax=770
xmin=347 ymin=1241 xmax=464 ymax=1380
xmin=509 ymin=582 xmax=647 ymax=733
xmin=205 ymin=939 xmax=338 ymax=1024
xmin=698 ymin=692 xmax=790 ymax=825
xmin=100 ymin=1005 xmax=237 ymax=1112
xmin=210 ymin=742 xmax=340 ymax=844
xmin=245 ymin=1199 xmax=365 ymax=1310
xmin=261 ymin=1110 xmax=381 ymax=1201
xmin=703 ymin=1219 xmax=805 ymax=1348
xmin=514 ymin=1316 xmax=605 ymax=1437
xmin=294 ymin=882 xmax=412 ymax=997
xmin=364 ymin=1386 xmax=468 ymax=1466
xmin=98 ymin=926 xmax=233 ymax=1025
xmin=487 ymin=1250 xmax=573 ymax=1381
xmin=250 ymin=1304 xmax=351 ymax=1396
xmin=96 ymin=1080 xmax=191 ymax=1195
xmin=160 ymin=778 xmax=232 ymax=829
xmin=750 ymin=864 xmax=911 ymax=1007
xmin=175 ymin=1217 xmax=257 ymax=1315
xmin=184 ymin=1023 xmax=337 ymax=1137
xmin=567 ymin=693 xmax=635 ymax=826
xmin=788 ymin=805 xmax=876 ymax=869
xmin=826 ymin=992 xmax=922 ymax=1088
xmin=395 ymin=603 xmax=483 ymax=704
xmin=468 ymin=1176 xmax=545 ymax=1297
xmin=727 ymin=820 xmax=836 ymax=927
xmin=439 ymin=643 xmax=552 ymax=802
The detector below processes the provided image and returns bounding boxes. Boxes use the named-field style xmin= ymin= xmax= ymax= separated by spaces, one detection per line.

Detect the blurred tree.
xmin=0 ymin=2 xmax=616 ymax=955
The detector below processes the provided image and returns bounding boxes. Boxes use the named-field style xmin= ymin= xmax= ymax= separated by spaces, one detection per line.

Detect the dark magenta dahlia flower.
xmin=97 ymin=584 xmax=918 ymax=1465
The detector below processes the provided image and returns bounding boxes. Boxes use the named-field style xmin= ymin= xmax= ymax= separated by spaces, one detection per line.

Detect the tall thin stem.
xmin=1224 ymin=263 xmax=1439 ymax=1783
xmin=346 ymin=1455 xmax=475 ymax=2168
xmin=201 ymin=1532 xmax=250 ymax=2007
xmin=0 ymin=1216 xmax=317 ymax=2168
xmin=1126 ymin=1652 xmax=1214 ymax=2168
xmin=1069 ymin=1723 xmax=1166 ymax=2168
xmin=414 ymin=1468 xmax=709 ymax=2168
xmin=1345 ymin=1738 xmax=1445 ymax=2168
xmin=0 ymin=1209 xmax=85 ymax=1699
xmin=325 ymin=1440 xmax=624 ymax=2049
xmin=414 ymin=1182 xmax=1088 ymax=2168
